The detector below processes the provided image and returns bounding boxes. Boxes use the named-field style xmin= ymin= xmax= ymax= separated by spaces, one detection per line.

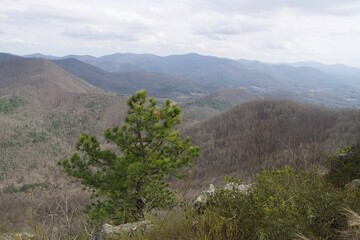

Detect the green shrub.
xmin=197 ymin=167 xmax=346 ymax=240
xmin=125 ymin=167 xmax=347 ymax=240
xmin=195 ymin=98 xmax=232 ymax=111
xmin=0 ymin=96 xmax=23 ymax=114
xmin=326 ymin=145 xmax=360 ymax=188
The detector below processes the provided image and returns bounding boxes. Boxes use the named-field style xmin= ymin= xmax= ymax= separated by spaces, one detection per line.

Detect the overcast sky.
xmin=1 ymin=0 xmax=360 ymax=66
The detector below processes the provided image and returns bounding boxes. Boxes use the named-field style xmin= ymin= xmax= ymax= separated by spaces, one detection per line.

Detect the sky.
xmin=1 ymin=0 xmax=360 ymax=66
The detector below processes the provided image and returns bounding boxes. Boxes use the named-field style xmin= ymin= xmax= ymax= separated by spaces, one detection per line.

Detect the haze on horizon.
xmin=1 ymin=0 xmax=360 ymax=67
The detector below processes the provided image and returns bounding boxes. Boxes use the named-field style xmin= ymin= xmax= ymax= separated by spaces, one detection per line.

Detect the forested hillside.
xmin=1 ymin=53 xmax=360 ymax=240
xmin=185 ymin=100 xmax=360 ymax=186
xmin=0 ymin=57 xmax=128 ymax=187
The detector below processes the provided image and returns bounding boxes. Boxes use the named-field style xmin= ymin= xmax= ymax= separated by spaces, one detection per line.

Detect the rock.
xmin=0 ymin=232 xmax=35 ymax=240
xmin=194 ymin=184 xmax=216 ymax=212
xmin=224 ymin=182 xmax=252 ymax=192
xmin=93 ymin=220 xmax=150 ymax=240
xmin=102 ymin=221 xmax=148 ymax=235
xmin=345 ymin=179 xmax=360 ymax=192
xmin=193 ymin=182 xmax=252 ymax=213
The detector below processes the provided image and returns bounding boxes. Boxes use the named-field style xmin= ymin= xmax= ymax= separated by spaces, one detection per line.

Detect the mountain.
xmin=3 ymin=52 xmax=360 ymax=190
xmin=182 ymin=88 xmax=259 ymax=122
xmin=0 ymin=58 xmax=96 ymax=93
xmin=52 ymin=58 xmax=126 ymax=92
xmin=290 ymin=61 xmax=360 ymax=77
xmin=63 ymin=53 xmax=360 ymax=101
xmin=24 ymin=53 xmax=61 ymax=60
xmin=289 ymin=61 xmax=360 ymax=87
xmin=53 ymin=58 xmax=207 ymax=99
xmin=77 ymin=53 xmax=283 ymax=89
xmin=0 ymin=57 xmax=128 ymax=187
xmin=237 ymin=59 xmax=346 ymax=89
xmin=0 ymin=53 xmax=23 ymax=62
xmin=23 ymin=52 xmax=360 ymax=108
xmin=111 ymin=71 xmax=206 ymax=98
xmin=184 ymin=100 xmax=360 ymax=186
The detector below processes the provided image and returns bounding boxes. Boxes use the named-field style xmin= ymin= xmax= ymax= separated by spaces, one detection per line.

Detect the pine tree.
xmin=59 ymin=90 xmax=199 ymax=224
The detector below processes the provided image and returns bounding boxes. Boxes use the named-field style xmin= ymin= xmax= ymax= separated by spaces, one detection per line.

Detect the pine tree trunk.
xmin=135 ymin=178 xmax=146 ymax=220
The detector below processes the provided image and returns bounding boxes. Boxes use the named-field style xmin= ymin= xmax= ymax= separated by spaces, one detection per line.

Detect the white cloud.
xmin=191 ymin=0 xmax=360 ymax=16
xmin=0 ymin=0 xmax=359 ymax=66
xmin=63 ymin=27 xmax=139 ymax=41
xmin=0 ymin=38 xmax=25 ymax=43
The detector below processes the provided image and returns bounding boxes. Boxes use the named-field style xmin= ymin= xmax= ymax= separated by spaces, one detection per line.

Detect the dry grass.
xmin=341 ymin=208 xmax=360 ymax=240
xmin=294 ymin=233 xmax=311 ymax=240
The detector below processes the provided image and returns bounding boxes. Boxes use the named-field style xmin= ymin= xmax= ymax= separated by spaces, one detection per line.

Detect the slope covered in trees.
xmin=185 ymin=100 xmax=360 ymax=185
xmin=0 ymin=58 xmax=128 ymax=186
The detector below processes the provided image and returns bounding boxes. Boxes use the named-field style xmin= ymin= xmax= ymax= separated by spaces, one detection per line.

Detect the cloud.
xmin=1 ymin=9 xmax=91 ymax=25
xmin=194 ymin=21 xmax=270 ymax=39
xmin=63 ymin=27 xmax=139 ymax=42
xmin=0 ymin=0 xmax=360 ymax=67
xmin=261 ymin=40 xmax=294 ymax=50
xmin=191 ymin=0 xmax=360 ymax=16
xmin=0 ymin=38 xmax=25 ymax=43
xmin=0 ymin=30 xmax=4 ymax=34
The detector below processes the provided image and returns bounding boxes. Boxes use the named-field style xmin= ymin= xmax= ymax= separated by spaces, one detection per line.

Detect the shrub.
xmin=113 ymin=166 xmax=351 ymax=240
xmin=0 ymin=95 xmax=23 ymax=114
xmin=196 ymin=167 xmax=346 ymax=240
xmin=326 ymin=145 xmax=360 ymax=188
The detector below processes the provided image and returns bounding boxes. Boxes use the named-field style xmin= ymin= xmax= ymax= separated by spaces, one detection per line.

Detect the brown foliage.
xmin=0 ymin=183 xmax=90 ymax=239
xmin=184 ymin=100 xmax=360 ymax=186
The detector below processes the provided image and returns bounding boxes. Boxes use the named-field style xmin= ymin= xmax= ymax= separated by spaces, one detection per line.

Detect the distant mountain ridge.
xmin=2 ymin=52 xmax=360 ymax=190
xmin=52 ymin=58 xmax=206 ymax=99
xmin=19 ymin=52 xmax=360 ymax=108
xmin=24 ymin=52 xmax=360 ymax=87
xmin=0 ymin=57 xmax=96 ymax=93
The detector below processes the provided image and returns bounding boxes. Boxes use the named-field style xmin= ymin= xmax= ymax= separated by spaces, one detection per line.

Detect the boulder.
xmin=93 ymin=220 xmax=150 ymax=240
xmin=0 ymin=232 xmax=35 ymax=240
xmin=194 ymin=184 xmax=216 ymax=211
xmin=345 ymin=179 xmax=360 ymax=192
xmin=224 ymin=182 xmax=252 ymax=192
xmin=193 ymin=182 xmax=252 ymax=213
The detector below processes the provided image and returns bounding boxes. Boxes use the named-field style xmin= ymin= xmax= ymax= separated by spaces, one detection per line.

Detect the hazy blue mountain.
xmin=24 ymin=52 xmax=360 ymax=90
xmin=0 ymin=53 xmax=23 ymax=62
xmin=53 ymin=58 xmax=125 ymax=92
xmin=237 ymin=59 xmax=347 ymax=89
xmin=53 ymin=58 xmax=207 ymax=99
xmin=78 ymin=53 xmax=358 ymax=91
xmin=289 ymin=61 xmax=360 ymax=87
xmin=18 ymin=52 xmax=360 ymax=108
xmin=24 ymin=53 xmax=61 ymax=60
xmin=96 ymin=61 xmax=143 ymax=73
xmin=290 ymin=62 xmax=360 ymax=76
xmin=75 ymin=53 xmax=284 ymax=89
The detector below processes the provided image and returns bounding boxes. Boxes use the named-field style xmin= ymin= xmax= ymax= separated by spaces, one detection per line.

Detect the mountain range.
xmin=2 ymin=51 xmax=360 ymax=188
xmin=23 ymin=52 xmax=360 ymax=110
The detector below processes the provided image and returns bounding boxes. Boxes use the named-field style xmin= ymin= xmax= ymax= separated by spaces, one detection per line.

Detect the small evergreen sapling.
xmin=59 ymin=90 xmax=199 ymax=224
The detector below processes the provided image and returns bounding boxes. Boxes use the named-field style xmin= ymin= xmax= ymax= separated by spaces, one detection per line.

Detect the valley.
xmin=1 ymin=52 xmax=360 ymax=239
xmin=2 ymin=52 xmax=360 ymax=187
